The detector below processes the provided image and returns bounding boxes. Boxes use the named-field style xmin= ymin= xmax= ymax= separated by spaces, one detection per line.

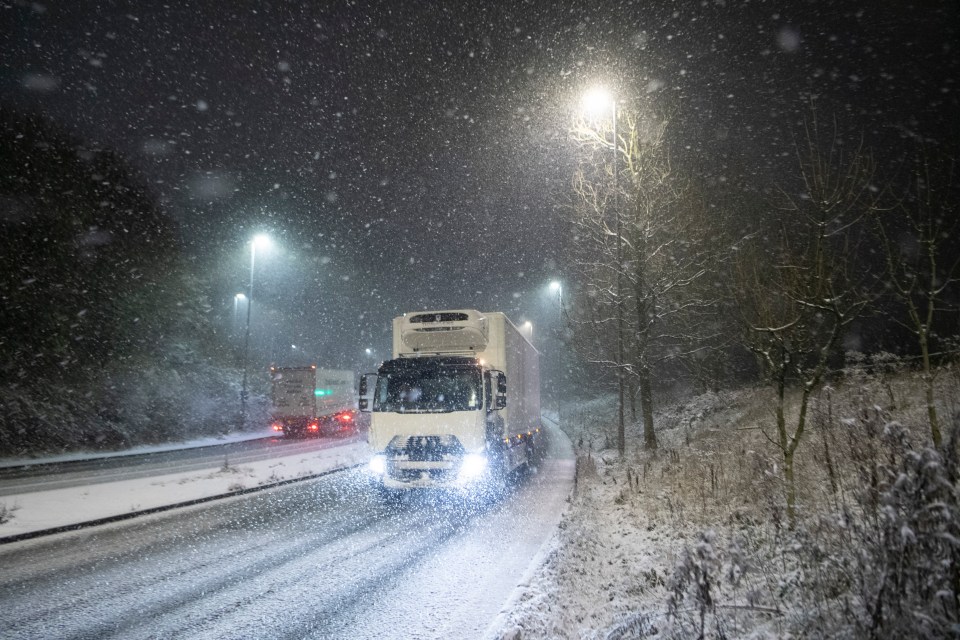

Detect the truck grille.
xmin=388 ymin=435 xmax=464 ymax=462
xmin=407 ymin=436 xmax=443 ymax=461
xmin=391 ymin=467 xmax=457 ymax=482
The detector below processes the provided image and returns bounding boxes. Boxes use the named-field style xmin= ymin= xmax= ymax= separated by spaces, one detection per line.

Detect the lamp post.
xmin=548 ymin=280 xmax=563 ymax=417
xmin=521 ymin=320 xmax=533 ymax=340
xmin=233 ymin=293 xmax=246 ymax=335
xmin=582 ymin=87 xmax=626 ymax=454
xmin=549 ymin=280 xmax=562 ymax=317
xmin=240 ymin=234 xmax=272 ymax=426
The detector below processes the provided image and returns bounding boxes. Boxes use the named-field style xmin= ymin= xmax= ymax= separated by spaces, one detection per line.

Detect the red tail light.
xmin=308 ymin=422 xmax=319 ymax=431
xmin=337 ymin=413 xmax=353 ymax=422
xmin=272 ymin=424 xmax=282 ymax=431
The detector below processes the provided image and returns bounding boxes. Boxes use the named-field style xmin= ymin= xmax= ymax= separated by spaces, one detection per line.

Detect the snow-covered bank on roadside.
xmin=491 ymin=369 xmax=960 ymax=639
xmin=491 ymin=391 xmax=750 ymax=640
xmin=0 ymin=441 xmax=372 ymax=538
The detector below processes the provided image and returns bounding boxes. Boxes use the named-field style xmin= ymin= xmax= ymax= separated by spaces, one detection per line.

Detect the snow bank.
xmin=0 ymin=441 xmax=371 ymax=538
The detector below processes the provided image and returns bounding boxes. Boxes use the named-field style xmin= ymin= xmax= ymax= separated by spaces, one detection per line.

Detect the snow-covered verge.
xmin=492 ymin=364 xmax=960 ymax=639
xmin=0 ymin=440 xmax=372 ymax=539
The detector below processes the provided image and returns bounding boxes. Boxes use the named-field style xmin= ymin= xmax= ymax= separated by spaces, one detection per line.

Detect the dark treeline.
xmin=0 ymin=108 xmax=258 ymax=456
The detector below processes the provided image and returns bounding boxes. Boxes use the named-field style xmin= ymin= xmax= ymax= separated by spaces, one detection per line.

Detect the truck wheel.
xmin=481 ymin=453 xmax=508 ymax=502
xmin=524 ymin=439 xmax=539 ymax=472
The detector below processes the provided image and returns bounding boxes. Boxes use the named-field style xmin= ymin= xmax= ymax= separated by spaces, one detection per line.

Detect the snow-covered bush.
xmin=0 ymin=363 xmax=268 ymax=456
xmin=0 ymin=380 xmax=128 ymax=455
xmin=835 ymin=426 xmax=959 ymax=638
xmin=660 ymin=412 xmax=960 ymax=639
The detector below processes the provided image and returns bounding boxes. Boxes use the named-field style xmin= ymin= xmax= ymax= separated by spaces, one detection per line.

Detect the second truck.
xmin=270 ymin=366 xmax=357 ymax=437
xmin=359 ymin=309 xmax=541 ymax=497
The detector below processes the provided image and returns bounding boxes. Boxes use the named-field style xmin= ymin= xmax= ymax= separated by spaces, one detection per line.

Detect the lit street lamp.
xmin=582 ymin=86 xmax=626 ymax=453
xmin=549 ymin=280 xmax=562 ymax=314
xmin=363 ymin=347 xmax=377 ymax=374
xmin=240 ymin=233 xmax=272 ymax=425
xmin=233 ymin=293 xmax=247 ymax=332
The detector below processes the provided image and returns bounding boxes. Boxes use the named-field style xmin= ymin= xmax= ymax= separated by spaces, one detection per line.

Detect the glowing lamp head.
xmin=252 ymin=234 xmax=272 ymax=251
xmin=582 ymin=87 xmax=615 ymax=117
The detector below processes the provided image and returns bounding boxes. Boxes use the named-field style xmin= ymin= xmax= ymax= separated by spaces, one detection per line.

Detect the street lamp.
xmin=582 ymin=88 xmax=614 ymax=122
xmin=233 ymin=293 xmax=247 ymax=332
xmin=521 ymin=320 xmax=533 ymax=340
xmin=240 ymin=233 xmax=272 ymax=425
xmin=549 ymin=280 xmax=562 ymax=312
xmin=582 ymin=86 xmax=626 ymax=454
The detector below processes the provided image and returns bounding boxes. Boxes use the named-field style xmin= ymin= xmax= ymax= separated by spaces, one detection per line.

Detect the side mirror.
xmin=358 ymin=373 xmax=376 ymax=413
xmin=483 ymin=371 xmax=493 ymax=411
xmin=495 ymin=371 xmax=507 ymax=410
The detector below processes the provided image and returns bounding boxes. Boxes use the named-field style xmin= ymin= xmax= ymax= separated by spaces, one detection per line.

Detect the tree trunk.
xmin=774 ymin=375 xmax=797 ymax=527
xmin=783 ymin=387 xmax=814 ymax=529
xmin=821 ymin=389 xmax=838 ymax=496
xmin=920 ymin=329 xmax=942 ymax=448
xmin=784 ymin=448 xmax=797 ymax=528
xmin=617 ymin=365 xmax=626 ymax=455
xmin=639 ymin=365 xmax=657 ymax=450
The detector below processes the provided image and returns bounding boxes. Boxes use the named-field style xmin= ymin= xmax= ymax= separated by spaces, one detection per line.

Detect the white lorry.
xmin=359 ymin=310 xmax=541 ymax=496
xmin=269 ymin=366 xmax=357 ymax=437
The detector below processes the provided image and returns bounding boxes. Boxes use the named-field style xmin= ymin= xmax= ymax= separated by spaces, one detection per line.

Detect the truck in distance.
xmin=359 ymin=309 xmax=541 ymax=498
xmin=269 ymin=366 xmax=356 ymax=437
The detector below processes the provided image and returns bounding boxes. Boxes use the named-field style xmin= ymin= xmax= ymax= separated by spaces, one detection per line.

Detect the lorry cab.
xmin=360 ymin=310 xmax=537 ymax=494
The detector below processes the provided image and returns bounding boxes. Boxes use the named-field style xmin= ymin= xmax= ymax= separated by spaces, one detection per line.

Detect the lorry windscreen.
xmin=373 ymin=368 xmax=481 ymax=413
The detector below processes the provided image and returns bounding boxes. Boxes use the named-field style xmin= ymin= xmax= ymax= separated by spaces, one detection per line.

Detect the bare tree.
xmin=874 ymin=149 xmax=960 ymax=448
xmin=734 ymin=114 xmax=875 ymax=526
xmin=567 ymin=160 xmax=625 ymax=451
xmin=569 ymin=98 xmax=718 ymax=453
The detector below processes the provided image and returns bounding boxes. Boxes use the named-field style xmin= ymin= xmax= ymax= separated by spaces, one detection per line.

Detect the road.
xmin=0 ymin=424 xmax=574 ymax=639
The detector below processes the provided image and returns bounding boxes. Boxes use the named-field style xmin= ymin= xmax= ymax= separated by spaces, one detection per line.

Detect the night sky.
xmin=3 ymin=0 xmax=957 ymax=370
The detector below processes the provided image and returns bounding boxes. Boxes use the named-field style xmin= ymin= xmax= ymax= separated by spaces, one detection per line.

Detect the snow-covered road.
xmin=0 ymin=426 xmax=574 ymax=639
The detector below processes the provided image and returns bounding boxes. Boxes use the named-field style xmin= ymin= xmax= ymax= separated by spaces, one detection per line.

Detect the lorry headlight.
xmin=459 ymin=453 xmax=488 ymax=480
xmin=369 ymin=454 xmax=386 ymax=475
